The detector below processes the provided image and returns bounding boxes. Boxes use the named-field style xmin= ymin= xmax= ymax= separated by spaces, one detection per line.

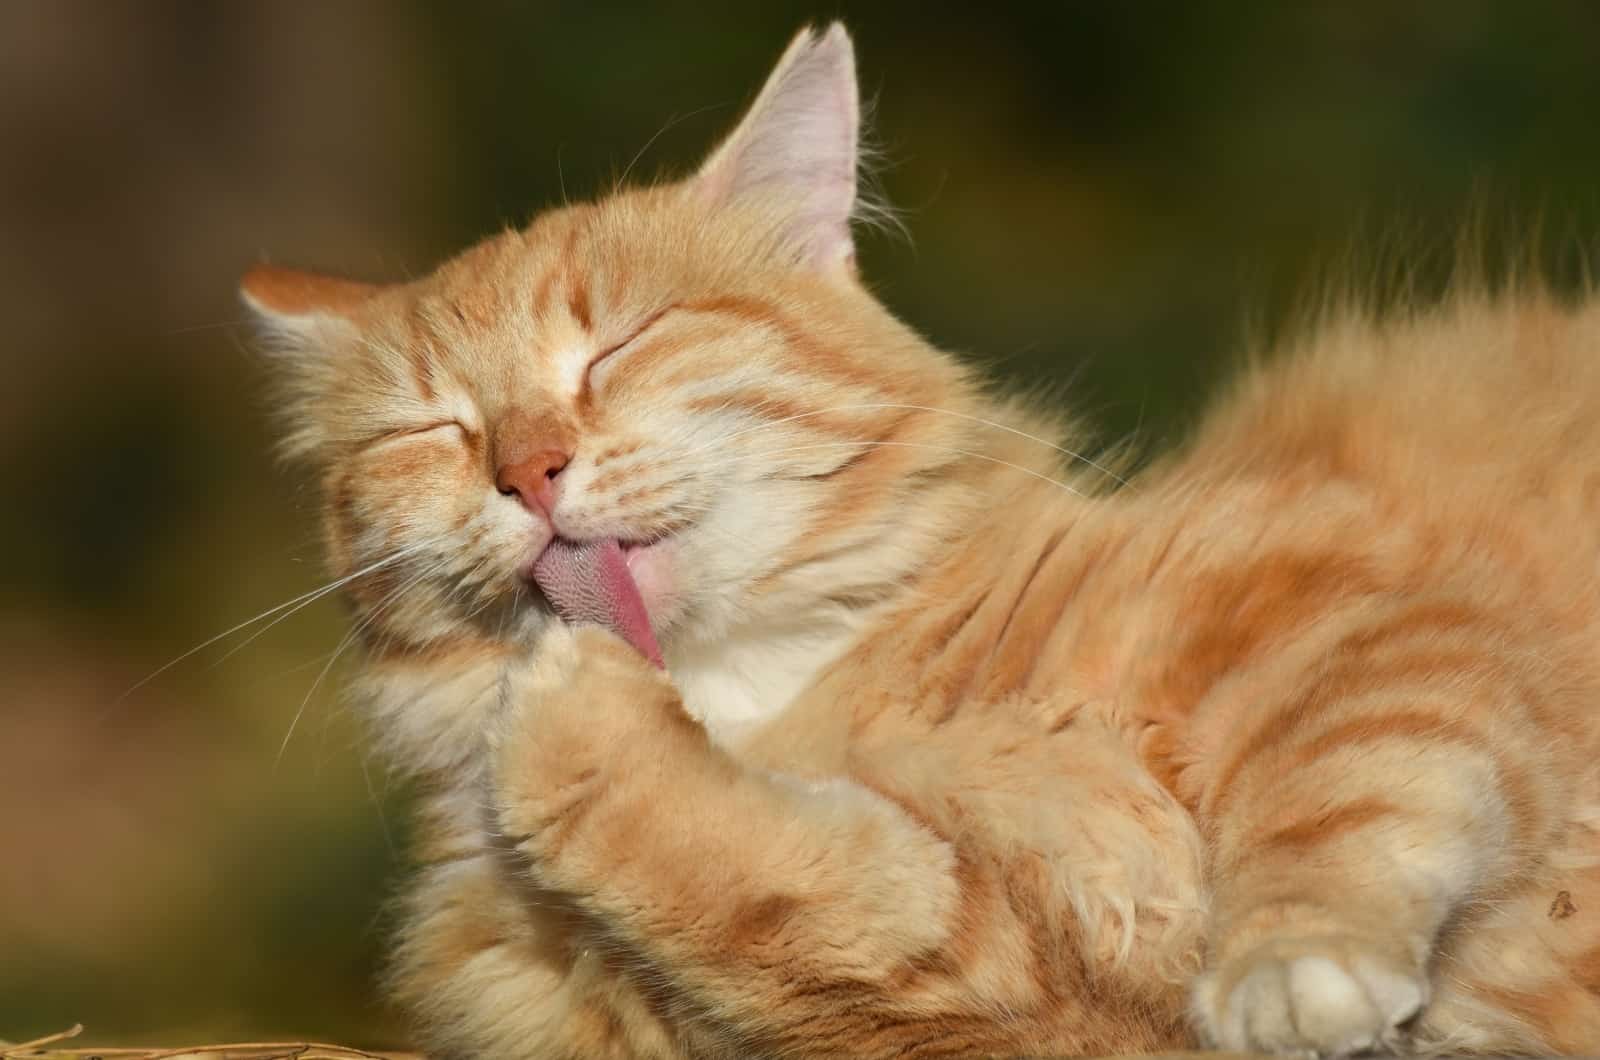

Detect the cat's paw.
xmin=490 ymin=622 xmax=671 ymax=738
xmin=489 ymin=624 xmax=691 ymax=856
xmin=1193 ymin=934 xmax=1428 ymax=1056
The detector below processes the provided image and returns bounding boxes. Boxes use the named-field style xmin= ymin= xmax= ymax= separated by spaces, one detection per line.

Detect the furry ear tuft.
xmin=693 ymin=23 xmax=861 ymax=269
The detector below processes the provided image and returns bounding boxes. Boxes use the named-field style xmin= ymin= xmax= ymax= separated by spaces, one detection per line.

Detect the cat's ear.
xmin=692 ymin=23 xmax=860 ymax=270
xmin=239 ymin=264 xmax=378 ymax=456
xmin=240 ymin=264 xmax=378 ymax=339
xmin=239 ymin=264 xmax=381 ymax=374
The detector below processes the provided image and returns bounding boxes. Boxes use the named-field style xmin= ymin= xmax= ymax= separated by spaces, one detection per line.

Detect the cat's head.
xmin=241 ymin=25 xmax=980 ymax=664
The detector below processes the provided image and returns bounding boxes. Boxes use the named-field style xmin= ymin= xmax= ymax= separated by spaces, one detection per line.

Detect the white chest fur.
xmin=668 ymin=621 xmax=859 ymax=748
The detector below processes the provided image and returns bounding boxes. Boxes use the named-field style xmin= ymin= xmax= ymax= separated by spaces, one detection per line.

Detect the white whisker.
xmin=682 ymin=401 xmax=1124 ymax=484
xmin=360 ymin=752 xmax=396 ymax=857
xmin=111 ymin=537 xmax=442 ymax=716
xmin=275 ymin=555 xmax=448 ymax=767
xmin=616 ymin=102 xmax=728 ymax=191
xmin=743 ymin=440 xmax=1088 ymax=498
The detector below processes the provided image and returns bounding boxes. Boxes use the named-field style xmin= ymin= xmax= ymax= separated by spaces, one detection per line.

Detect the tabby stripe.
xmin=680 ymin=294 xmax=886 ymax=389
xmin=1150 ymin=550 xmax=1381 ymax=718
xmin=1289 ymin=707 xmax=1494 ymax=766
xmin=566 ymin=275 xmax=592 ymax=331
xmin=1207 ymin=638 xmax=1505 ymax=815
xmin=1253 ymin=796 xmax=1400 ymax=853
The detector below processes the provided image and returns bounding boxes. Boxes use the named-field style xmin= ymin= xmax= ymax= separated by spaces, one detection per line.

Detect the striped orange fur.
xmin=241 ymin=23 xmax=1600 ymax=1058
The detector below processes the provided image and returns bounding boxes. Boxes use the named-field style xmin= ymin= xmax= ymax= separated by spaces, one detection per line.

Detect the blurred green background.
xmin=6 ymin=0 xmax=1600 ymax=1049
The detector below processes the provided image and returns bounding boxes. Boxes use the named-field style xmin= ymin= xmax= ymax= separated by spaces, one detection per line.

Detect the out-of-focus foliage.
xmin=4 ymin=0 xmax=1599 ymax=1047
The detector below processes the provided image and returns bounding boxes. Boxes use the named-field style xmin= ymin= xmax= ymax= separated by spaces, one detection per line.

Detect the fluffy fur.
xmin=242 ymin=24 xmax=1600 ymax=1058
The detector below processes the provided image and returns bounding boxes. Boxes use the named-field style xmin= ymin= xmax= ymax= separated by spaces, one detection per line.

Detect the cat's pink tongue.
xmin=531 ymin=538 xmax=663 ymax=668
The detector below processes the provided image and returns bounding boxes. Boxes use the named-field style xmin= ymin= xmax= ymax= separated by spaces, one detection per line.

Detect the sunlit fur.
xmin=244 ymin=24 xmax=1600 ymax=1059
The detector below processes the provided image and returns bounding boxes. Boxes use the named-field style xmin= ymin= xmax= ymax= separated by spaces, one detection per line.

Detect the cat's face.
xmin=243 ymin=27 xmax=974 ymax=661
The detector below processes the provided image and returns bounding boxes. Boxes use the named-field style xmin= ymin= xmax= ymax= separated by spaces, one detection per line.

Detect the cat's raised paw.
xmin=490 ymin=623 xmax=667 ymax=736
xmin=1193 ymin=935 xmax=1427 ymax=1056
xmin=488 ymin=623 xmax=691 ymax=854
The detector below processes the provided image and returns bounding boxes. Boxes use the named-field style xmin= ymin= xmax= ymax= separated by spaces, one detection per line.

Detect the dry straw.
xmin=0 ymin=1026 xmax=419 ymax=1060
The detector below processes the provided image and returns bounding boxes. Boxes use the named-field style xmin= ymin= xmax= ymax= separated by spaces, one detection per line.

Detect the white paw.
xmin=1194 ymin=938 xmax=1428 ymax=1056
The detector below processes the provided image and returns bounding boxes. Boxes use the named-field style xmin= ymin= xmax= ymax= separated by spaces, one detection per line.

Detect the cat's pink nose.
xmin=496 ymin=448 xmax=569 ymax=515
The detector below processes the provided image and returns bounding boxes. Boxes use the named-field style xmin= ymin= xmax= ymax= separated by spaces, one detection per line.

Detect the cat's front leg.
xmin=485 ymin=625 xmax=971 ymax=1055
xmin=485 ymin=622 xmax=712 ymax=886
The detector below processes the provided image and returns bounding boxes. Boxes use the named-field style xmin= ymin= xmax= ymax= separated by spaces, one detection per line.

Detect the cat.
xmin=240 ymin=22 xmax=1600 ymax=1059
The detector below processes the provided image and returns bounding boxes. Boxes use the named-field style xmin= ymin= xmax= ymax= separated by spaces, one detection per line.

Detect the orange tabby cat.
xmin=240 ymin=24 xmax=1600 ymax=1058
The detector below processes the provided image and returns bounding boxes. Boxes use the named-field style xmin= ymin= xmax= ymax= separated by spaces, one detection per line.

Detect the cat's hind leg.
xmin=1191 ymin=595 xmax=1575 ymax=1055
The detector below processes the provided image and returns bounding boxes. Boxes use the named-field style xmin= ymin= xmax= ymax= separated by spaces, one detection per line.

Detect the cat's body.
xmin=243 ymin=25 xmax=1600 ymax=1058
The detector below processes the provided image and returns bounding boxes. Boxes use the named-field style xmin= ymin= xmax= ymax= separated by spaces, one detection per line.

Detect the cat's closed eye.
xmin=586 ymin=308 xmax=671 ymax=392
xmin=375 ymin=421 xmax=469 ymax=447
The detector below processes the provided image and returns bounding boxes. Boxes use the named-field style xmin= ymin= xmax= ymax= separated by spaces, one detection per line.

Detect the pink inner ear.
xmin=692 ymin=23 xmax=859 ymax=267
xmin=532 ymin=538 xmax=664 ymax=668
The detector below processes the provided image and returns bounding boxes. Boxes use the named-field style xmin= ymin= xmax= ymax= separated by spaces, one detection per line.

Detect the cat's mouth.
xmin=527 ymin=536 xmax=665 ymax=667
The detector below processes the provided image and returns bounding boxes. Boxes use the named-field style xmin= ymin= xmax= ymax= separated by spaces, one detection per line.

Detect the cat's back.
xmin=1185 ymin=292 xmax=1600 ymax=524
